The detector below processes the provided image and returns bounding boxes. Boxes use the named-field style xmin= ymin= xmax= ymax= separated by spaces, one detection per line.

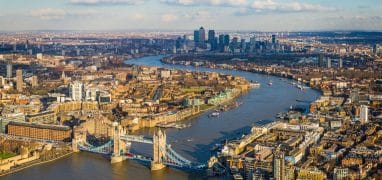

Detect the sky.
xmin=0 ymin=0 xmax=381 ymax=31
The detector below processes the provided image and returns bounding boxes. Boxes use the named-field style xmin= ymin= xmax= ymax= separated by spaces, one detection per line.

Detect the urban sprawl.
xmin=0 ymin=28 xmax=382 ymax=179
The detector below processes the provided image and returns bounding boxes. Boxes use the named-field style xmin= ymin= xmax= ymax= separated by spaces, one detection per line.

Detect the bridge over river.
xmin=73 ymin=123 xmax=206 ymax=171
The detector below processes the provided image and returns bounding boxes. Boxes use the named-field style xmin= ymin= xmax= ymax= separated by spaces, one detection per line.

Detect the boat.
xmin=174 ymin=123 xmax=191 ymax=129
xmin=250 ymin=81 xmax=261 ymax=88
xmin=268 ymin=81 xmax=273 ymax=86
xmin=209 ymin=112 xmax=220 ymax=117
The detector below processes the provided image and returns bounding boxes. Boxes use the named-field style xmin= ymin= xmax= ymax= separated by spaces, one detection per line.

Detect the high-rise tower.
xmin=16 ymin=69 xmax=23 ymax=92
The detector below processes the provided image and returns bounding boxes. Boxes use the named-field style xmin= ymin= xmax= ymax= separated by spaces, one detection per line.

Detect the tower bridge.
xmin=72 ymin=122 xmax=206 ymax=171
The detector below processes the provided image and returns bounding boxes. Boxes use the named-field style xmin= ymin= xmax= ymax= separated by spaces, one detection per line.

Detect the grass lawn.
xmin=200 ymin=104 xmax=214 ymax=111
xmin=181 ymin=87 xmax=205 ymax=93
xmin=0 ymin=152 xmax=17 ymax=159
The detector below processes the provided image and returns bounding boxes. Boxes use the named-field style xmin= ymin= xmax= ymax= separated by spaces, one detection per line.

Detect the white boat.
xmin=268 ymin=81 xmax=273 ymax=86
xmin=250 ymin=82 xmax=261 ymax=88
xmin=209 ymin=112 xmax=220 ymax=117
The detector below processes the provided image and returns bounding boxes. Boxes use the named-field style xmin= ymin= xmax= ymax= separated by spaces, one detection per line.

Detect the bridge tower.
xmin=111 ymin=122 xmax=125 ymax=164
xmin=72 ymin=136 xmax=80 ymax=152
xmin=151 ymin=129 xmax=167 ymax=171
xmin=72 ymin=128 xmax=85 ymax=153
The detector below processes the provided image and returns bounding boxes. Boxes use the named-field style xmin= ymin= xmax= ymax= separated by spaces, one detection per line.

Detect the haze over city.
xmin=1 ymin=0 xmax=382 ymax=31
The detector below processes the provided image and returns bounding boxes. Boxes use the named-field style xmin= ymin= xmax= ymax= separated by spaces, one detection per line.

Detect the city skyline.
xmin=0 ymin=0 xmax=382 ymax=31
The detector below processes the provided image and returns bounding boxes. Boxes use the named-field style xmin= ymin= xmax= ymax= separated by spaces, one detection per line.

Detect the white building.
xmin=85 ymin=87 xmax=99 ymax=101
xmin=69 ymin=81 xmax=84 ymax=101
xmin=360 ymin=105 xmax=369 ymax=124
xmin=36 ymin=53 xmax=43 ymax=60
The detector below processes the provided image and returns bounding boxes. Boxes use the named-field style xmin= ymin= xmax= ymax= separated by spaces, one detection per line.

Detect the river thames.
xmin=3 ymin=55 xmax=321 ymax=180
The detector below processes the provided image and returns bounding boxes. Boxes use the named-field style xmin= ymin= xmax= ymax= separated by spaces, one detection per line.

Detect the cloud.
xmin=30 ymin=8 xmax=98 ymax=20
xmin=251 ymin=0 xmax=335 ymax=12
xmin=160 ymin=0 xmax=248 ymax=7
xmin=69 ymin=0 xmax=146 ymax=5
xmin=161 ymin=0 xmax=335 ymax=15
xmin=253 ymin=0 xmax=333 ymax=12
xmin=235 ymin=0 xmax=335 ymax=15
xmin=184 ymin=11 xmax=214 ymax=20
xmin=161 ymin=14 xmax=178 ymax=22
xmin=30 ymin=8 xmax=67 ymax=20
xmin=132 ymin=13 xmax=145 ymax=20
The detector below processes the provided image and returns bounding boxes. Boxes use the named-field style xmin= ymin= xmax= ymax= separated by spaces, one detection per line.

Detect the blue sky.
xmin=0 ymin=0 xmax=381 ymax=31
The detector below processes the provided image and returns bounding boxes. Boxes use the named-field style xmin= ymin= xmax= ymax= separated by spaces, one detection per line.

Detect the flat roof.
xmin=8 ymin=121 xmax=71 ymax=131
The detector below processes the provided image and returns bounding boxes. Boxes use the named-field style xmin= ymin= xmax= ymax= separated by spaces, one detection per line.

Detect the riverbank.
xmin=160 ymin=55 xmax=323 ymax=92
xmin=128 ymin=87 xmax=249 ymax=131
xmin=0 ymin=150 xmax=73 ymax=177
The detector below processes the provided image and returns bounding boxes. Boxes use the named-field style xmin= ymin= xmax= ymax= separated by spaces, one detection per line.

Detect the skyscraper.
xmin=69 ymin=81 xmax=84 ymax=101
xmin=318 ymin=54 xmax=325 ymax=67
xmin=208 ymin=30 xmax=216 ymax=51
xmin=6 ymin=62 xmax=12 ymax=78
xmin=360 ymin=105 xmax=368 ymax=124
xmin=224 ymin=35 xmax=230 ymax=46
xmin=273 ymin=147 xmax=285 ymax=180
xmin=208 ymin=30 xmax=215 ymax=43
xmin=339 ymin=58 xmax=343 ymax=68
xmin=194 ymin=30 xmax=199 ymax=46
xmin=16 ymin=69 xmax=23 ymax=92
xmin=373 ymin=44 xmax=380 ymax=54
xmin=272 ymin=34 xmax=277 ymax=44
xmin=198 ymin=27 xmax=206 ymax=48
xmin=218 ymin=34 xmax=224 ymax=51
xmin=327 ymin=57 xmax=332 ymax=68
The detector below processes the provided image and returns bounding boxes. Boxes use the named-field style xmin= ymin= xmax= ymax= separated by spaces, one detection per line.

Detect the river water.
xmin=3 ymin=55 xmax=320 ymax=180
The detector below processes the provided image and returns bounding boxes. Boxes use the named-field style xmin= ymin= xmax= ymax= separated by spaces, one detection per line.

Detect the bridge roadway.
xmin=77 ymin=141 xmax=113 ymax=155
xmin=119 ymin=134 xmax=153 ymax=144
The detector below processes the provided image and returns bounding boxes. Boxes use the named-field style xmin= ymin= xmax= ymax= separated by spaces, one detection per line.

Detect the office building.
xmin=69 ymin=81 xmax=84 ymax=101
xmin=218 ymin=34 xmax=224 ymax=51
xmin=224 ymin=35 xmax=230 ymax=46
xmin=350 ymin=89 xmax=360 ymax=103
xmin=31 ymin=75 xmax=38 ymax=87
xmin=327 ymin=57 xmax=332 ymax=68
xmin=6 ymin=62 xmax=12 ymax=78
xmin=194 ymin=30 xmax=199 ymax=45
xmin=334 ymin=168 xmax=349 ymax=180
xmin=198 ymin=26 xmax=206 ymax=48
xmin=273 ymin=147 xmax=285 ymax=180
xmin=0 ymin=76 xmax=4 ymax=87
xmin=339 ymin=58 xmax=343 ymax=68
xmin=272 ymin=34 xmax=277 ymax=44
xmin=373 ymin=44 xmax=380 ymax=54
xmin=16 ymin=69 xmax=23 ymax=92
xmin=318 ymin=54 xmax=325 ymax=67
xmin=360 ymin=105 xmax=368 ymax=124
xmin=7 ymin=121 xmax=72 ymax=141
xmin=36 ymin=53 xmax=43 ymax=60
xmin=208 ymin=30 xmax=216 ymax=51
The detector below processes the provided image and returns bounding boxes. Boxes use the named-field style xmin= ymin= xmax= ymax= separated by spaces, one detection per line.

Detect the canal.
xmin=3 ymin=55 xmax=321 ymax=180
